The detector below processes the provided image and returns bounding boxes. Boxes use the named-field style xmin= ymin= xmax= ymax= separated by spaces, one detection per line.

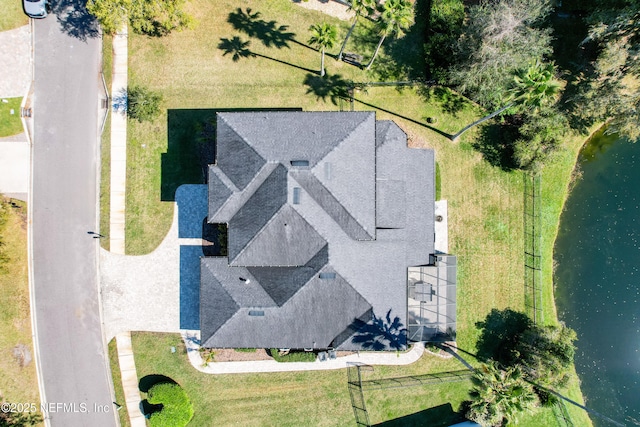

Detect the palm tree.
xmin=467 ymin=362 xmax=539 ymax=427
xmin=365 ymin=0 xmax=413 ymax=70
xmin=451 ymin=61 xmax=561 ymax=141
xmin=308 ymin=23 xmax=338 ymax=77
xmin=338 ymin=0 xmax=375 ymax=61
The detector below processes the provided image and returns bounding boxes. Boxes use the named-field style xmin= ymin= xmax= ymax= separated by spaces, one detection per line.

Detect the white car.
xmin=23 ymin=0 xmax=50 ymax=19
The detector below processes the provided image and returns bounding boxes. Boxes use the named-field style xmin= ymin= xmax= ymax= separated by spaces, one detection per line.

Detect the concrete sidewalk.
xmin=109 ymin=28 xmax=128 ymax=255
xmin=115 ymin=332 xmax=147 ymax=427
xmin=182 ymin=330 xmax=426 ymax=374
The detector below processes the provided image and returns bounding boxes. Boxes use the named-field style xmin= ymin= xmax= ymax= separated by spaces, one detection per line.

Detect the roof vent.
xmin=293 ymin=187 xmax=301 ymax=204
xmin=319 ymin=272 xmax=336 ymax=279
xmin=290 ymin=160 xmax=309 ymax=167
xmin=324 ymin=162 xmax=332 ymax=180
xmin=248 ymin=310 xmax=265 ymax=316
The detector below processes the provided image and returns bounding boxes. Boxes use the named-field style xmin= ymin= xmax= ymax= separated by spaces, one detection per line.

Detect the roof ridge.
xmin=291 ymin=170 xmax=374 ymax=240
xmin=314 ymin=111 xmax=374 ymax=164
xmin=210 ymin=162 xmax=279 ymax=222
xmin=200 ymin=260 xmax=240 ymax=338
xmin=229 ymin=204 xmax=289 ymax=266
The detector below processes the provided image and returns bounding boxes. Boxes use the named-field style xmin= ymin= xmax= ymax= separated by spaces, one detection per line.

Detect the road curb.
xmin=24 ymin=18 xmax=50 ymax=427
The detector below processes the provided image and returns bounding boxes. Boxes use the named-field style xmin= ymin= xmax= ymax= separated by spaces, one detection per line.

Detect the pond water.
xmin=554 ymin=129 xmax=640 ymax=426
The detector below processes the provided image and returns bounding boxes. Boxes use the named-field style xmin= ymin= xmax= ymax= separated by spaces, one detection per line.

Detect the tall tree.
xmin=452 ymin=61 xmax=561 ymax=140
xmin=365 ymin=0 xmax=413 ymax=70
xmin=467 ymin=363 xmax=539 ymax=427
xmin=578 ymin=0 xmax=640 ymax=140
xmin=449 ymin=0 xmax=553 ymax=109
xmin=308 ymin=23 xmax=338 ymax=77
xmin=338 ymin=0 xmax=375 ymax=61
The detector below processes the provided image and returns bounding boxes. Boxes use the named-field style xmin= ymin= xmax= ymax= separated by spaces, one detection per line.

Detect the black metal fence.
xmin=524 ymin=172 xmax=543 ymax=324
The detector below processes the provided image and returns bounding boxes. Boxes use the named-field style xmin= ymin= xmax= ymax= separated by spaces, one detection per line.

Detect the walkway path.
xmin=107 ymin=25 xmax=146 ymax=427
xmin=182 ymin=330 xmax=426 ymax=374
xmin=109 ymin=28 xmax=128 ymax=255
xmin=115 ymin=332 xmax=147 ymax=427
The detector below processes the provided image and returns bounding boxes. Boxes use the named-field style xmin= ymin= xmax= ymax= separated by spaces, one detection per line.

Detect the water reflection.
xmin=554 ymin=128 xmax=640 ymax=426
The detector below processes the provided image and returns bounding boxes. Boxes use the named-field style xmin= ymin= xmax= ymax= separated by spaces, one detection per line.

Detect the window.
xmin=319 ymin=272 xmax=336 ymax=279
xmin=293 ymin=187 xmax=301 ymax=204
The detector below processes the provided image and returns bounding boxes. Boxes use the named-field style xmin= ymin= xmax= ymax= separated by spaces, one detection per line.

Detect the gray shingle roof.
xmin=232 ymin=205 xmax=327 ymax=267
xmin=247 ymin=244 xmax=328 ymax=306
xmin=228 ymin=164 xmax=287 ymax=264
xmin=290 ymin=171 xmax=373 ymax=240
xmin=216 ymin=118 xmax=266 ymax=190
xmin=200 ymin=112 xmax=437 ymax=350
xmin=201 ymin=266 xmax=372 ymax=349
xmin=217 ymin=111 xmax=372 ymax=167
xmin=207 ymin=166 xmax=233 ymax=218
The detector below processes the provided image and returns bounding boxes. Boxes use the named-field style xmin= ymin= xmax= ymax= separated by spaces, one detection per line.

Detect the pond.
xmin=554 ymin=128 xmax=640 ymax=426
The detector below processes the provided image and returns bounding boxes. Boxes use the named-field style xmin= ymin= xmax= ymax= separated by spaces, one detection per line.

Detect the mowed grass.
xmin=0 ymin=0 xmax=28 ymax=31
xmin=0 ymin=97 xmax=24 ymax=137
xmin=125 ymin=0 xmax=424 ymax=254
xmin=132 ymin=332 xmax=464 ymax=426
xmin=107 ymin=339 xmax=131 ymax=427
xmin=120 ymin=0 xmax=594 ymax=425
xmin=0 ymin=199 xmax=41 ymax=422
xmin=100 ymin=34 xmax=113 ymax=251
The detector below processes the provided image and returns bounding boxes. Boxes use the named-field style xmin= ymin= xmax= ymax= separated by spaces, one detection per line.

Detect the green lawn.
xmin=108 ymin=339 xmax=131 ymax=427
xmin=0 ymin=97 xmax=24 ymax=137
xmin=0 ymin=198 xmax=41 ymax=425
xmin=100 ymin=34 xmax=113 ymax=251
xmin=0 ymin=0 xmax=28 ymax=31
xmin=117 ymin=0 xmax=594 ymax=425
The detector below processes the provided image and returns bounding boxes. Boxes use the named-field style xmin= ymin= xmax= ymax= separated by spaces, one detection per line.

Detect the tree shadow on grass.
xmin=353 ymin=97 xmax=452 ymax=139
xmin=218 ymin=37 xmax=317 ymax=74
xmin=227 ymin=8 xmax=313 ymax=51
xmin=471 ymin=118 xmax=520 ymax=172
xmin=373 ymin=403 xmax=465 ymax=427
xmin=369 ymin=0 xmax=431 ymax=82
xmin=162 ymin=108 xmax=303 ymax=201
xmin=52 ymin=0 xmax=99 ymax=41
xmin=475 ymin=308 xmax=533 ymax=364
xmin=419 ymin=86 xmax=470 ymax=117
xmin=303 ymin=73 xmax=351 ymax=106
xmin=139 ymin=375 xmax=176 ymax=393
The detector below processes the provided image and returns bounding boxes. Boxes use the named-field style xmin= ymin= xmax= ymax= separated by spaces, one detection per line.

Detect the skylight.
xmin=290 ymin=160 xmax=309 ymax=167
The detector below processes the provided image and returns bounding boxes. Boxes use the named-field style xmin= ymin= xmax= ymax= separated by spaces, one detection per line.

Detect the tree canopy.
xmin=366 ymin=0 xmax=414 ymax=70
xmin=475 ymin=309 xmax=577 ymax=393
xmin=308 ymin=23 xmax=338 ymax=77
xmin=577 ymin=0 xmax=640 ymax=140
xmin=467 ymin=362 xmax=539 ymax=427
xmin=449 ymin=0 xmax=553 ymax=109
xmin=87 ymin=0 xmax=193 ymax=36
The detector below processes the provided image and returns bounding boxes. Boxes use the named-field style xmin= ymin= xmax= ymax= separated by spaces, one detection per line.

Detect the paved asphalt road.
xmin=31 ymin=4 xmax=117 ymax=426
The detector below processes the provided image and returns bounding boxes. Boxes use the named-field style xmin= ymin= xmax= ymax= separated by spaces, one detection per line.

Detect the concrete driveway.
xmin=0 ymin=25 xmax=31 ymax=98
xmin=101 ymin=184 xmax=208 ymax=340
xmin=0 ymin=134 xmax=29 ymax=200
xmin=0 ymin=24 xmax=32 ymax=201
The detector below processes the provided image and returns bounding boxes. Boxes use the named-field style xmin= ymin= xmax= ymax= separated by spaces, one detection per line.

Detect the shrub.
xmin=127 ymin=85 xmax=163 ymax=122
xmin=147 ymin=382 xmax=194 ymax=427
xmin=268 ymin=349 xmax=317 ymax=363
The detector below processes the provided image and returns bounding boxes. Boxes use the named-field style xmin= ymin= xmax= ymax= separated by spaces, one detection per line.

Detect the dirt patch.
xmin=209 ymin=348 xmax=273 ymax=362
xmin=293 ymin=0 xmax=354 ymax=21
